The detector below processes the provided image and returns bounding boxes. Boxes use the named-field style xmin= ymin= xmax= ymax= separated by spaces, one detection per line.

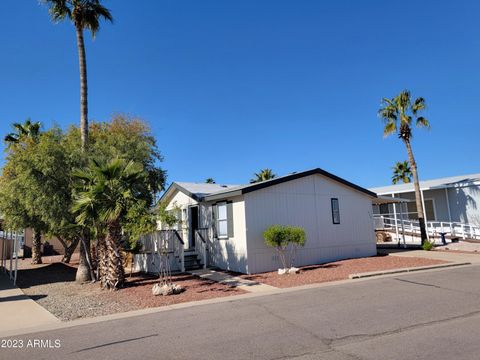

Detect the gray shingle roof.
xmin=167 ymin=168 xmax=377 ymax=202
xmin=369 ymin=173 xmax=480 ymax=195
xmin=174 ymin=182 xmax=239 ymax=199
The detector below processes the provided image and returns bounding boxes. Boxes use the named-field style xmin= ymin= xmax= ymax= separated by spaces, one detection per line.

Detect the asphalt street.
xmin=2 ymin=265 xmax=480 ymax=360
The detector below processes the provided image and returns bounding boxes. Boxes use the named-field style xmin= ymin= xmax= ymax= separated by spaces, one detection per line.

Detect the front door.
xmin=189 ymin=206 xmax=199 ymax=249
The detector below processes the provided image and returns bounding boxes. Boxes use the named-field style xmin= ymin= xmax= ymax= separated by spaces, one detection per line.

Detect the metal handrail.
xmin=195 ymin=229 xmax=207 ymax=244
xmin=374 ymin=215 xmax=480 ymax=240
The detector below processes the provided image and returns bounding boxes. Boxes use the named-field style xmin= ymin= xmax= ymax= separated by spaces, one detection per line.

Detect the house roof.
xmin=163 ymin=168 xmax=377 ymax=203
xmin=369 ymin=173 xmax=480 ymax=195
xmin=166 ymin=182 xmax=239 ymax=202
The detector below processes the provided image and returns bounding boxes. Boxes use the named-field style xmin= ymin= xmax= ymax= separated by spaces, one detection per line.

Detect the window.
xmin=217 ymin=202 xmax=228 ymax=238
xmin=406 ymin=200 xmax=436 ymax=221
xmin=331 ymin=198 xmax=340 ymax=224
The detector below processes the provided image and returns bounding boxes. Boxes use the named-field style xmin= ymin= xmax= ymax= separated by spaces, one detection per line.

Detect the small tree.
xmin=263 ymin=225 xmax=306 ymax=270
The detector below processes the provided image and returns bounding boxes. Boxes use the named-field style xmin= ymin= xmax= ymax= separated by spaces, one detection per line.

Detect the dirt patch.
xmin=16 ymin=256 xmax=245 ymax=321
xmin=237 ymin=255 xmax=448 ymax=288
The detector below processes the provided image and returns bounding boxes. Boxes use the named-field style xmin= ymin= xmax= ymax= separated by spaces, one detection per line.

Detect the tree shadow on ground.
xmin=0 ymin=294 xmax=48 ymax=302
xmin=124 ymin=273 xmax=203 ymax=289
xmin=16 ymin=263 xmax=77 ymax=289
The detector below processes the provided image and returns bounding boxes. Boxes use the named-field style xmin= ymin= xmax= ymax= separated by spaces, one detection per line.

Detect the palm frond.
xmin=383 ymin=121 xmax=396 ymax=137
xmin=412 ymin=97 xmax=426 ymax=115
xmin=416 ymin=116 xmax=431 ymax=129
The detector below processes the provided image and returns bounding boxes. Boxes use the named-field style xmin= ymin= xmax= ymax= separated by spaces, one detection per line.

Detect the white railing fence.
xmin=138 ymin=230 xmax=185 ymax=272
xmin=374 ymin=215 xmax=480 ymax=242
xmin=0 ymin=230 xmax=22 ymax=285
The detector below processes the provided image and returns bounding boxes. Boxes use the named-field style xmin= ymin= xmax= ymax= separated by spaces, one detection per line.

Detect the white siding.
xmin=244 ymin=174 xmax=376 ymax=274
xmin=202 ymin=197 xmax=249 ymax=273
xmin=163 ymin=190 xmax=198 ymax=247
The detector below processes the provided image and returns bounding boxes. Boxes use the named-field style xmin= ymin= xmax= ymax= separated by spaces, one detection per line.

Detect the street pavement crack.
xmin=394 ymin=277 xmax=479 ymax=295
xmin=329 ymin=308 xmax=480 ymax=348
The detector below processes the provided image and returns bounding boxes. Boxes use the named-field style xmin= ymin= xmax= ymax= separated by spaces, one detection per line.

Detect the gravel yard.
xmin=16 ymin=257 xmax=245 ymax=321
xmin=238 ymin=255 xmax=448 ymax=288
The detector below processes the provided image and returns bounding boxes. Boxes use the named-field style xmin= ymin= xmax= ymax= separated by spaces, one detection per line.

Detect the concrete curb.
xmin=349 ymin=262 xmax=472 ymax=279
xmin=2 ymin=262 xmax=476 ymax=338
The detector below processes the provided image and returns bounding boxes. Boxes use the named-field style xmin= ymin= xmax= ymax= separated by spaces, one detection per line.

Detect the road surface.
xmin=2 ymin=265 xmax=480 ymax=360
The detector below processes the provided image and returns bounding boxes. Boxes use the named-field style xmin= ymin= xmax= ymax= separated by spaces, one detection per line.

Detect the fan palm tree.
xmin=250 ymin=169 xmax=276 ymax=183
xmin=43 ymin=0 xmax=113 ymax=150
xmin=43 ymin=0 xmax=113 ymax=283
xmin=4 ymin=119 xmax=41 ymax=145
xmin=392 ymin=161 xmax=412 ymax=184
xmin=73 ymin=158 xmax=149 ymax=289
xmin=379 ymin=90 xmax=431 ymax=244
xmin=205 ymin=178 xmax=216 ymax=184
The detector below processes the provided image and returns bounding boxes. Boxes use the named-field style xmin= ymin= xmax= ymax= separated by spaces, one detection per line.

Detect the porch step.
xmin=184 ymin=253 xmax=203 ymax=271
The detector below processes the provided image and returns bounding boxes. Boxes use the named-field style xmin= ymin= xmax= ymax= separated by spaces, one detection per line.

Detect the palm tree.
xmin=205 ymin=178 xmax=216 ymax=184
xmin=43 ymin=0 xmax=113 ymax=283
xmin=43 ymin=0 xmax=113 ymax=150
xmin=250 ymin=169 xmax=276 ymax=183
xmin=379 ymin=90 xmax=431 ymax=244
xmin=4 ymin=119 xmax=41 ymax=144
xmin=73 ymin=158 xmax=149 ymax=289
xmin=392 ymin=161 xmax=412 ymax=184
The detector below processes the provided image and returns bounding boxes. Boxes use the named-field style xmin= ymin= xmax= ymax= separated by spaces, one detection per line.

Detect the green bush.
xmin=263 ymin=225 xmax=306 ymax=269
xmin=422 ymin=240 xmax=435 ymax=251
xmin=263 ymin=225 xmax=289 ymax=248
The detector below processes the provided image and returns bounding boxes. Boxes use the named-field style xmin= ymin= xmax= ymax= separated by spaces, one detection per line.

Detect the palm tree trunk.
xmin=105 ymin=219 xmax=125 ymax=289
xmin=31 ymin=230 xmax=42 ymax=265
xmin=404 ymin=140 xmax=428 ymax=244
xmin=97 ymin=235 xmax=108 ymax=288
xmin=76 ymin=27 xmax=88 ymax=151
xmin=76 ymin=235 xmax=92 ymax=283
xmin=75 ymin=27 xmax=93 ymax=282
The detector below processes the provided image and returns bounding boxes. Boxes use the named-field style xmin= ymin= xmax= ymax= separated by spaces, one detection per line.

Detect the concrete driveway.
xmin=2 ymin=264 xmax=480 ymax=359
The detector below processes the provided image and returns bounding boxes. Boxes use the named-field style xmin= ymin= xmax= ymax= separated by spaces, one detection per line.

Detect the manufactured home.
xmin=370 ymin=173 xmax=480 ymax=241
xmin=135 ymin=168 xmax=382 ymax=274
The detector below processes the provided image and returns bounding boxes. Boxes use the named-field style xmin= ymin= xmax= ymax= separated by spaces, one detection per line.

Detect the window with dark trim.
xmin=216 ymin=202 xmax=228 ymax=238
xmin=331 ymin=198 xmax=340 ymax=224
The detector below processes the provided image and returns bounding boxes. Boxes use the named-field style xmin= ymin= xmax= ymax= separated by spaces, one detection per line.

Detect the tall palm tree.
xmin=392 ymin=161 xmax=412 ymax=184
xmin=205 ymin=178 xmax=216 ymax=184
xmin=43 ymin=0 xmax=113 ymax=150
xmin=379 ymin=90 xmax=431 ymax=244
xmin=250 ymin=169 xmax=276 ymax=183
xmin=4 ymin=119 xmax=41 ymax=144
xmin=73 ymin=158 xmax=149 ymax=289
xmin=43 ymin=0 xmax=113 ymax=283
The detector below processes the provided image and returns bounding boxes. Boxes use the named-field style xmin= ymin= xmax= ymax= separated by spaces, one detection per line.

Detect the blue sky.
xmin=1 ymin=0 xmax=479 ymax=188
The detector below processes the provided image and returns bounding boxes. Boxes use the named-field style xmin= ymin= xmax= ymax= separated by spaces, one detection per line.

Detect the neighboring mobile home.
xmin=370 ymin=173 xmax=480 ymax=226
xmin=137 ymin=168 xmax=379 ymax=274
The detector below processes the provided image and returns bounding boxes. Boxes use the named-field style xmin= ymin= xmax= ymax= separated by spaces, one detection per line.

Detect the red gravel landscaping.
xmin=15 ymin=256 xmax=245 ymax=321
xmin=238 ymin=255 xmax=448 ymax=288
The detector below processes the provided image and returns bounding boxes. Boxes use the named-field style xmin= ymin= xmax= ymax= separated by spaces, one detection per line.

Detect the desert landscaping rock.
xmin=239 ymin=255 xmax=448 ymax=288
xmin=16 ymin=256 xmax=245 ymax=321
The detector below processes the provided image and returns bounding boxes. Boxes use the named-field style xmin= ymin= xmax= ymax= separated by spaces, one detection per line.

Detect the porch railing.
xmin=374 ymin=215 xmax=480 ymax=242
xmin=195 ymin=228 xmax=208 ymax=269
xmin=139 ymin=229 xmax=185 ymax=272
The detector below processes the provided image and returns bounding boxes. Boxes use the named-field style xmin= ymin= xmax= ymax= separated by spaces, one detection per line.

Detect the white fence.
xmin=0 ymin=230 xmax=23 ymax=285
xmin=374 ymin=215 xmax=480 ymax=243
xmin=135 ymin=230 xmax=185 ymax=273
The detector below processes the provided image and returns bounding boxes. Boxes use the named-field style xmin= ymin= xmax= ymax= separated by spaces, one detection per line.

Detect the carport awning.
xmin=372 ymin=196 xmax=410 ymax=205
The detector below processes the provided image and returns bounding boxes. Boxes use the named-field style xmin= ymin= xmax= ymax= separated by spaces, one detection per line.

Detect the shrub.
xmin=422 ymin=240 xmax=435 ymax=251
xmin=263 ymin=225 xmax=306 ymax=269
